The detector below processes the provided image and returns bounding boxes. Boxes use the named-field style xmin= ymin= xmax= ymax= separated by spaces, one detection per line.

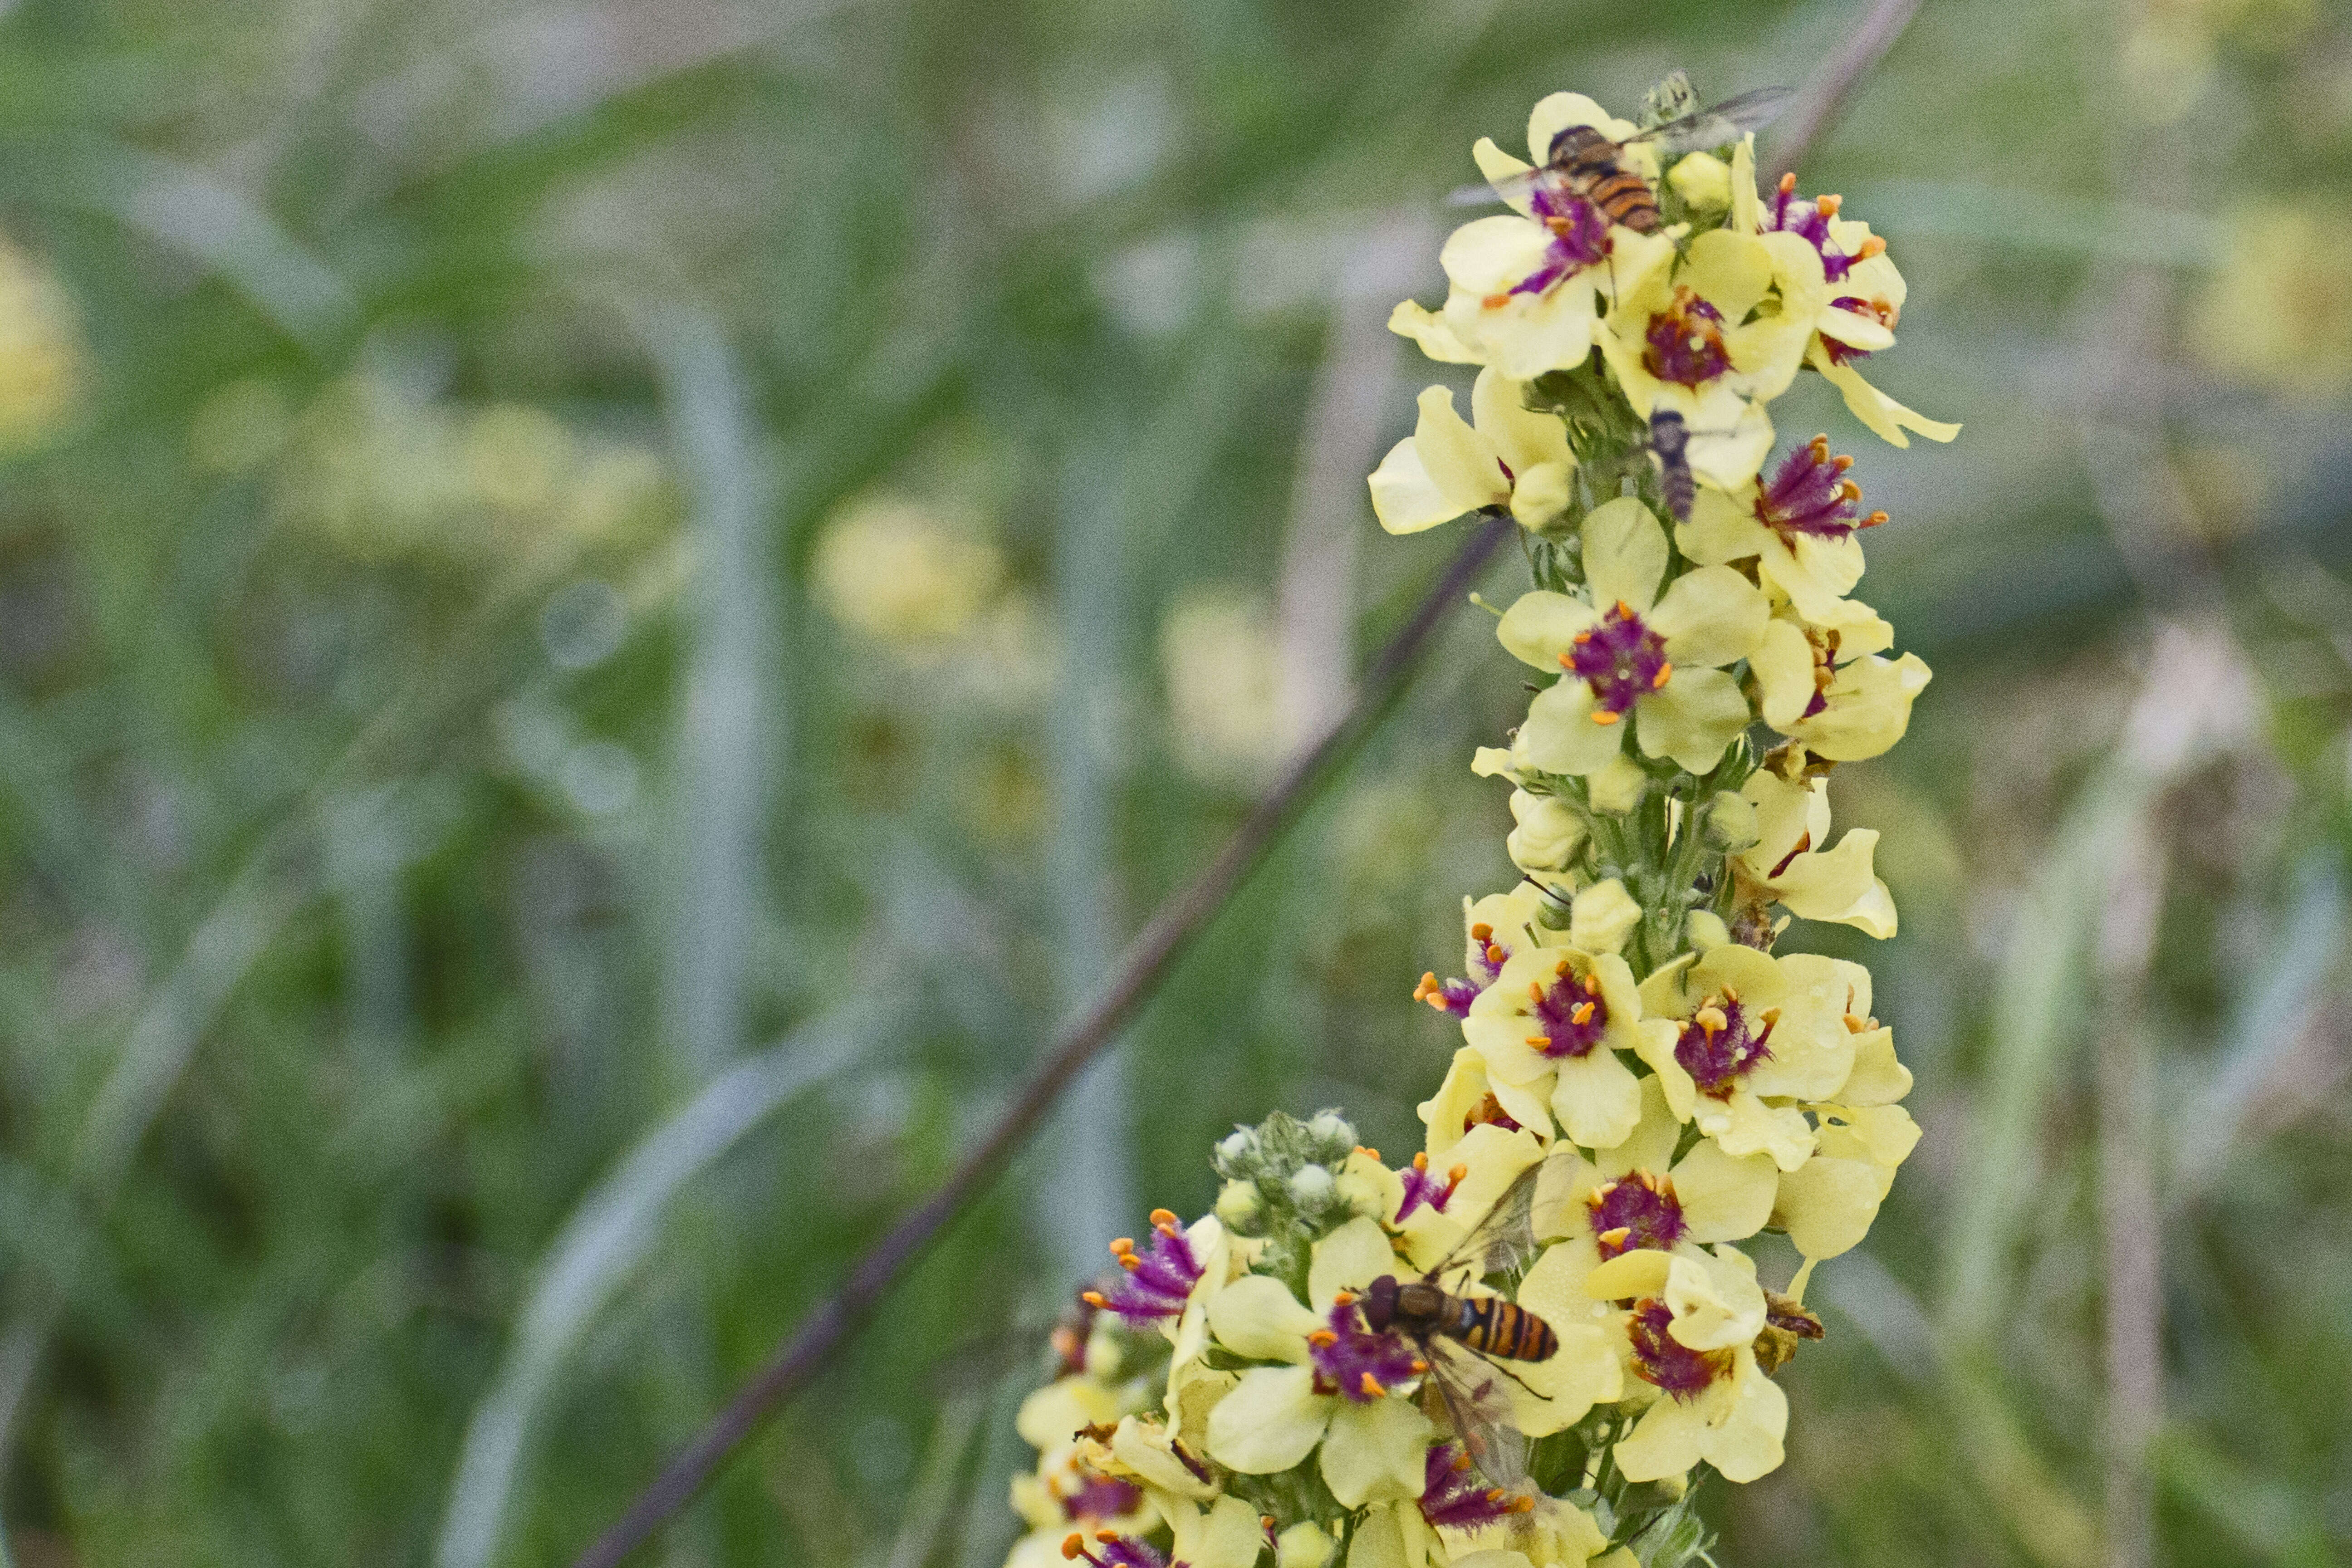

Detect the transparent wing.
xmin=1424 ymin=1337 xmax=1534 ymax=1493
xmin=1447 ymin=168 xmax=1545 ymax=208
xmin=1426 ymin=1152 xmax=1571 ymax=1288
xmin=1624 ymin=85 xmax=1794 ymax=156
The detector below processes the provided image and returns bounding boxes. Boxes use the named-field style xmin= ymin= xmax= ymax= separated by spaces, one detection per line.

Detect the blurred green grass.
xmin=0 ymin=0 xmax=2348 ymax=1563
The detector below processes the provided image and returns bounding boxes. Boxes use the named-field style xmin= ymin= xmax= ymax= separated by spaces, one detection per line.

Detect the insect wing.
xmin=1447 ymin=164 xmax=1553 ymax=208
xmin=1424 ymin=1336 xmax=1534 ymax=1493
xmin=1627 ymin=85 xmax=1794 ymax=156
xmin=1424 ymin=1154 xmax=1559 ymax=1289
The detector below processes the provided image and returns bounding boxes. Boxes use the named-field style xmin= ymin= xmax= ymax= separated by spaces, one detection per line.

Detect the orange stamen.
xmin=1571 ymin=1000 xmax=1595 ymax=1026
xmin=1360 ymin=1372 xmax=1387 ymax=1397
xmin=1778 ymin=172 xmax=1797 ymax=195
xmin=1307 ymin=1328 xmax=1339 ymax=1347
xmin=1652 ymin=662 xmax=1672 ymax=688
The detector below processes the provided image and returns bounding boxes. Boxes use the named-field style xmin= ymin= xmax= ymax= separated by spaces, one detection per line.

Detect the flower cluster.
xmin=1005 ymin=76 xmax=1948 ymax=1568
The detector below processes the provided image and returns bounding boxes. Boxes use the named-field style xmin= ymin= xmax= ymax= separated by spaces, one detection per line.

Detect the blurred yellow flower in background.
xmin=0 ymin=234 xmax=80 ymax=453
xmin=2192 ymin=205 xmax=2352 ymax=399
xmin=1161 ymin=588 xmax=1286 ymax=788
xmin=813 ymin=493 xmax=1005 ymax=654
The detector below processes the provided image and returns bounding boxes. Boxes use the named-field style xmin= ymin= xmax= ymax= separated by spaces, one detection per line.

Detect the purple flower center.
xmin=1496 ymin=186 xmax=1612 ymax=302
xmin=1642 ymin=287 xmax=1730 ymax=387
xmin=1419 ymin=1442 xmax=1528 ymax=1530
xmin=1062 ymin=1474 xmax=1145 ymax=1524
xmin=1586 ymin=1171 xmax=1687 ymax=1259
xmin=1674 ymin=992 xmax=1776 ymax=1098
xmin=1761 ymin=178 xmax=1854 ymax=282
xmin=1628 ymin=1298 xmax=1730 ymax=1401
xmin=1415 ymin=920 xmax=1514 ymax=1019
xmin=1091 ymin=1215 xmax=1203 ymax=1327
xmin=1308 ymin=1297 xmax=1424 ymax=1403
xmin=1396 ymin=1152 xmax=1467 ymax=1221
xmin=1462 ymin=1092 xmax=1523 ymax=1140
xmin=1523 ymin=957 xmax=1610 ymax=1059
xmin=1561 ymin=601 xmax=1670 ymax=718
xmin=1755 ymin=436 xmax=1885 ymax=542
xmin=1066 ymin=1534 xmax=1175 ymax=1568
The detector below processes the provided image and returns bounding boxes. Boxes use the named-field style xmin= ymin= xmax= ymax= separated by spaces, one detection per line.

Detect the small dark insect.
xmin=1454 ymin=86 xmax=1793 ymax=235
xmin=1649 ymin=409 xmax=1695 ymax=521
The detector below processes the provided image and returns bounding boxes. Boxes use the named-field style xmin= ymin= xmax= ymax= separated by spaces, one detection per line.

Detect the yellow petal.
xmin=1580 ymin=496 xmax=1670 ymax=615
xmin=1771 ymin=1154 xmax=1887 ymax=1259
xmin=1205 ymin=1365 xmax=1332 ymax=1474
xmin=1367 ymin=435 xmax=1465 ymax=535
xmin=1409 ymin=384 xmax=1510 ymax=512
xmin=1208 ymin=1275 xmax=1320 ymax=1363
xmin=1497 ymin=589 xmax=1599 ymax=670
xmin=1388 ymin=299 xmax=1483 ymax=363
xmin=1648 ymin=564 xmax=1768 ymax=668
xmin=1311 ymin=1216 xmax=1402 ymax=1308
xmin=1634 ymin=666 xmax=1751 ymax=773
xmin=1568 ymin=879 xmax=1642 ymax=955
xmin=1319 ymin=1394 xmax=1433 ymax=1507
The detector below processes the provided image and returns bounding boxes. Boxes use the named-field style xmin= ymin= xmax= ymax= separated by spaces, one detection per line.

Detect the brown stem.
xmin=564 ymin=511 xmax=1514 ymax=1568
xmin=1766 ymin=0 xmax=1926 ymax=179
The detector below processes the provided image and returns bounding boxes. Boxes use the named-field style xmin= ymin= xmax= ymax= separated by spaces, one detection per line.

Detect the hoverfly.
xmin=1453 ymin=86 xmax=1793 ymax=234
xmin=1356 ymin=1156 xmax=1566 ymax=1493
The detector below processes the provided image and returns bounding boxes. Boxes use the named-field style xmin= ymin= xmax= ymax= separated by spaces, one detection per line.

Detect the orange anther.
xmin=1778 ymin=172 xmax=1797 ymax=194
xmin=1062 ymin=1535 xmax=1086 ymax=1559
xmin=1412 ymin=1151 xmax=1430 ymax=1172
xmin=1411 ymin=1358 xmax=1430 ymax=1373
xmin=1592 ymin=710 xmax=1621 ymax=725
xmin=1485 ymin=943 xmax=1506 ymax=965
xmin=1513 ymin=1495 xmax=1536 ymax=1514
xmin=1838 ymin=480 xmax=1862 ymax=503
xmin=1448 ymin=1163 xmax=1467 ymax=1184
xmin=1861 ymin=510 xmax=1888 ymax=528
xmin=1583 ymin=973 xmax=1602 ymax=995
xmin=1482 ymin=292 xmax=1512 ymax=310
xmin=1526 ymin=1035 xmax=1552 ymax=1049
xmin=1356 ymin=1146 xmax=1380 ymax=1161
xmin=1555 ymin=958 xmax=1571 ymax=977
xmin=1529 ymin=981 xmax=1546 ymax=1004
xmin=1307 ymin=1328 xmax=1339 ymax=1347
xmin=1451 ymin=1450 xmax=1473 ymax=1472
xmin=1361 ymin=1372 xmax=1387 ymax=1397
xmin=1572 ymin=1000 xmax=1596 ymax=1027
xmin=1081 ymin=1291 xmax=1109 ymax=1308
xmin=1856 ymin=235 xmax=1886 ymax=259
xmin=1117 ymin=1254 xmax=1142 ymax=1272
xmin=1333 ymin=1289 xmax=1357 ymax=1306
xmin=1652 ymin=662 xmax=1672 ymax=688
xmin=1150 ymin=1208 xmax=1179 ymax=1229
xmin=1696 ymin=1005 xmax=1728 ymax=1036
xmin=1817 ymin=193 xmax=1842 ymax=216
xmin=1110 ymin=1237 xmax=1135 ymax=1254
xmin=1831 ymin=454 xmax=1854 ymax=472
xmin=1470 ymin=922 xmax=1494 ymax=942
xmin=1598 ymin=1225 xmax=1631 ymax=1249
xmin=1615 ymin=599 xmax=1635 ymax=619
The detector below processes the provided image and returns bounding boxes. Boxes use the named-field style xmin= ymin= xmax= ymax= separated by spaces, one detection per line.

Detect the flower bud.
xmin=1277 ymin=1521 xmax=1336 ymax=1568
xmin=1213 ymin=1179 xmax=1263 ymax=1230
xmin=1286 ymin=1164 xmax=1335 ymax=1206
xmin=1704 ymin=789 xmax=1760 ymax=853
xmin=1303 ymin=1110 xmax=1355 ymax=1156
xmin=1508 ymin=788 xmax=1586 ymax=872
xmin=1212 ymin=1129 xmax=1256 ymax=1176
xmin=1668 ymin=151 xmax=1732 ymax=211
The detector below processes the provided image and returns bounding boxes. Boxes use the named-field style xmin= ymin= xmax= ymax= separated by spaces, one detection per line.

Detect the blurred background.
xmin=0 ymin=0 xmax=2347 ymax=1563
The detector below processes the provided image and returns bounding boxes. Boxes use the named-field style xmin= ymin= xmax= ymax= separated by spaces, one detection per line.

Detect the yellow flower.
xmin=1729 ymin=767 xmax=1897 ymax=938
xmin=1497 ymin=500 xmax=1766 ymax=776
xmin=1369 ymin=370 xmax=1576 ymax=535
xmin=1389 ymin=94 xmax=1679 ymax=381
xmin=1750 ymin=598 xmax=1932 ymax=763
xmin=1420 ymin=1046 xmax=1553 ymax=1160
xmin=1634 ymin=945 xmax=1862 ymax=1171
xmin=1675 ymin=435 xmax=1882 ymax=627
xmin=1463 ymin=943 xmax=1674 ymax=1150
xmin=1365 ymin=1123 xmax=1548 ymax=1274
xmin=813 ymin=494 xmax=1004 ymax=653
xmin=0 ymin=234 xmax=79 ymax=453
xmin=1740 ymin=165 xmax=1958 ymax=448
xmin=1771 ymin=973 xmax=1920 ymax=1266
xmin=1518 ymin=1079 xmax=1779 ymax=1298
xmin=1594 ymin=229 xmax=1828 ymax=488
xmin=1203 ymin=1218 xmax=1434 ymax=1505
xmin=1578 ymin=1248 xmax=1788 ymax=1484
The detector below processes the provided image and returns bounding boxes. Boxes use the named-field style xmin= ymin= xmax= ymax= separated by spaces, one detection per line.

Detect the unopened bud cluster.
xmin=1003 ymin=74 xmax=1950 ymax=1568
